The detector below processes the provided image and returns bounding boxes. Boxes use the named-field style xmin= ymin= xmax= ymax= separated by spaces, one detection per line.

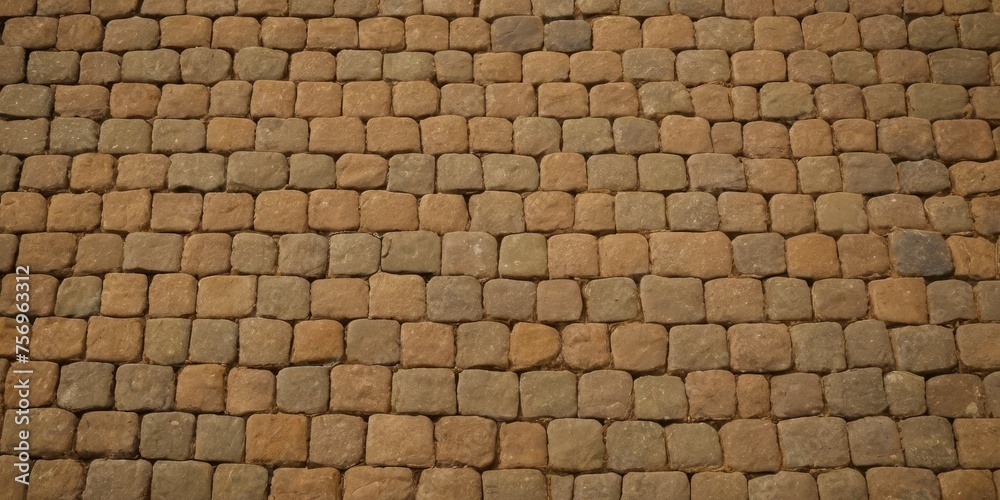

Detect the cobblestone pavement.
xmin=1 ymin=0 xmax=1000 ymax=498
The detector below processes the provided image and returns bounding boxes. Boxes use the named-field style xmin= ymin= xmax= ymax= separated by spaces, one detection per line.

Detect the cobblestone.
xmin=0 ymin=2 xmax=998 ymax=496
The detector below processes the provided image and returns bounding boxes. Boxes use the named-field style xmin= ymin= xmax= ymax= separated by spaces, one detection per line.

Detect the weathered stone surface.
xmin=890 ymin=325 xmax=958 ymax=374
xmin=719 ymin=419 xmax=781 ymax=472
xmin=885 ymin=371 xmax=928 ymax=417
xmin=777 ymin=417 xmax=851 ymax=469
xmin=633 ymin=374 xmax=688 ymax=421
xmin=824 ymin=368 xmax=889 ymax=418
xmin=888 ymin=229 xmax=955 ymax=277
xmin=867 ymin=467 xmax=942 ymax=500
xmin=847 ymin=416 xmax=905 ymax=467
xmin=5 ymin=0 xmax=1000 ymax=489
xmin=665 ymin=423 xmax=722 ymax=472
xmin=391 ymin=368 xmax=456 ymax=415
xmin=728 ymin=323 xmax=792 ymax=373
xmin=607 ymin=421 xmax=667 ymax=472
xmin=685 ymin=370 xmax=736 ymax=420
xmin=548 ymin=419 xmax=605 ymax=472
xmin=899 ymin=416 xmax=959 ymax=471
xmin=458 ymin=369 xmax=519 ymax=421
xmin=926 ymin=374 xmax=988 ymax=418
xmin=245 ymin=414 xmax=308 ymax=466
xmin=771 ymin=373 xmax=823 ymax=418
xmin=436 ymin=416 xmax=497 ymax=468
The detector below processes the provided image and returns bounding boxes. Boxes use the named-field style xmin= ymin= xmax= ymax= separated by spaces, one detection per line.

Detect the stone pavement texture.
xmin=0 ymin=0 xmax=999 ymax=498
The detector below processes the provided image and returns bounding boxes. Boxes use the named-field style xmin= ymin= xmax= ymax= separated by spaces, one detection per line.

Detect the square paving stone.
xmin=269 ymin=468 xmax=340 ymax=500
xmin=823 ymin=367 xmax=889 ymax=419
xmin=605 ymin=421 xmax=666 ymax=472
xmin=562 ymin=323 xmax=612 ymax=371
xmin=456 ymin=321 xmax=510 ymax=369
xmin=771 ymin=373 xmax=824 ymax=418
xmin=575 ymin=473 xmax=623 ymax=500
xmin=225 ymin=368 xmax=275 ymax=417
xmin=812 ymin=278 xmax=870 ymax=321
xmin=115 ymin=364 xmax=174 ymax=412
xmin=866 ymin=467 xmax=942 ymax=499
xmin=718 ymin=419 xmax=781 ymax=473
xmin=789 ymin=322 xmax=846 ymax=373
xmin=276 ymin=366 xmax=330 ymax=415
xmin=764 ymin=277 xmax=813 ymax=321
xmin=777 ymin=416 xmax=851 ymax=469
xmin=955 ymin=324 xmax=999 ymax=371
xmin=458 ymin=369 xmax=519 ymax=421
xmin=309 ymin=414 xmax=366 ymax=469
xmin=691 ymin=472 xmax=747 ymax=500
xmin=747 ymin=472 xmax=818 ymax=500
xmin=238 ymin=318 xmax=292 ymax=368
xmin=417 ymin=468 xmax=482 ymax=499
xmin=435 ymin=416 xmax=497 ymax=468
xmin=520 ymin=371 xmax=578 ymax=419
xmin=426 ymin=276 xmax=483 ymax=322
xmin=621 ymin=471 xmax=689 ymax=500
xmin=498 ymin=233 xmax=548 ymax=279
xmin=143 ymin=318 xmax=191 ymax=366
xmin=391 ymin=368 xmax=457 ymax=416
xmin=890 ymin=325 xmax=957 ymax=374
xmin=926 ymin=373 xmax=988 ymax=418
xmin=633 ymin=374 xmax=688 ymax=422
xmin=140 ymin=412 xmax=195 ymax=461
xmin=665 ymin=422 xmax=723 ymax=472
xmin=685 ymin=370 xmax=736 ymax=420
xmin=366 ymin=414 xmax=435 ymax=468
xmin=399 ymin=322 xmax=454 ymax=368
xmin=705 ymin=278 xmax=766 ymax=324
xmin=25 ymin=459 xmax=86 ymax=500
xmin=509 ymin=322 xmax=561 ymax=371
xmin=547 ymin=419 xmax=605 ymax=473
xmin=175 ymin=365 xmax=225 ymax=411
xmin=583 ymin=278 xmax=639 ymax=322
xmin=844 ymin=319 xmax=895 ymax=370
xmin=343 ymin=467 xmax=415 ymax=500
xmin=499 ymin=422 xmax=548 ymax=469
xmin=649 ymin=231 xmax=733 ymax=279
xmin=483 ymin=279 xmax=536 ymax=321
xmin=345 ymin=319 xmax=400 ymax=366
xmin=76 ymin=411 xmax=140 ymax=459
xmin=3 ymin=361 xmax=58 ymax=408
xmin=938 ymin=470 xmax=998 ymax=500
xmin=639 ymin=276 xmax=706 ymax=325
xmin=56 ymin=361 xmax=115 ymax=411
xmin=245 ymin=413 xmax=308 ymax=466
xmin=728 ymin=323 xmax=792 ymax=373
xmin=898 ymin=416 xmax=959 ymax=471
xmin=149 ymin=460 xmax=212 ymax=500
xmin=847 ymin=416 xmax=904 ymax=467
xmin=668 ymin=324 xmax=729 ymax=373
xmin=610 ymin=323 xmax=667 ymax=373
xmin=954 ymin=418 xmax=1000 ymax=469
xmin=928 ymin=280 xmax=977 ymax=324
xmin=885 ymin=370 xmax=928 ymax=418
xmin=82 ymin=459 xmax=152 ymax=500
xmin=482 ymin=469 xmax=547 ymax=500
xmin=329 ymin=364 xmax=391 ymax=415
xmin=578 ymin=370 xmax=633 ymax=420
xmin=888 ymin=229 xmax=955 ymax=277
